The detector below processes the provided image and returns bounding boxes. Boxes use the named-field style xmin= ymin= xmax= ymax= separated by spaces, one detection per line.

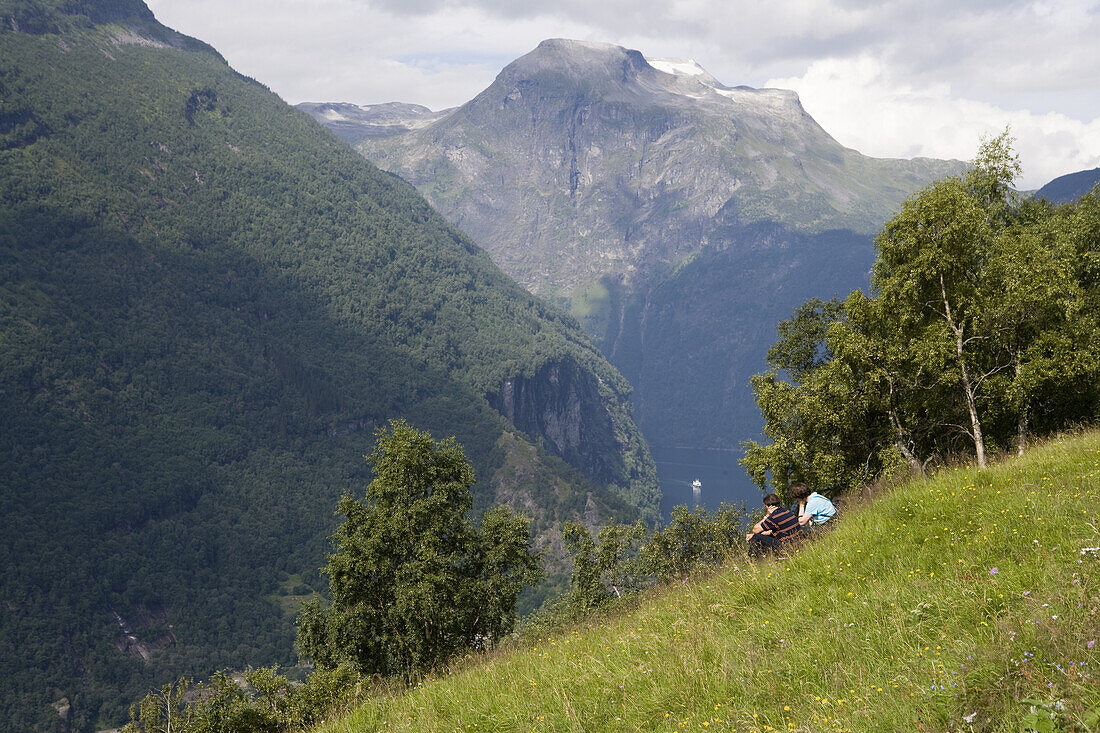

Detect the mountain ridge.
xmin=1036 ymin=166 xmax=1100 ymax=204
xmin=301 ymin=39 xmax=965 ymax=452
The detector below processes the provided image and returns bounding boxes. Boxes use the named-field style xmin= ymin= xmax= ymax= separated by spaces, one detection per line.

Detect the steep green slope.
xmin=0 ymin=2 xmax=656 ymax=729
xmin=324 ymin=431 xmax=1100 ymax=732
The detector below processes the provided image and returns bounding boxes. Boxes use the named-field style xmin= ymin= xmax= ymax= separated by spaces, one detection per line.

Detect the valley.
xmin=3 ymin=2 xmax=1098 ymax=730
xmin=301 ymin=39 xmax=964 ymax=457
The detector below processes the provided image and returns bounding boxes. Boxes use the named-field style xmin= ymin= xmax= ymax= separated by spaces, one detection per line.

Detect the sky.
xmin=144 ymin=0 xmax=1100 ymax=190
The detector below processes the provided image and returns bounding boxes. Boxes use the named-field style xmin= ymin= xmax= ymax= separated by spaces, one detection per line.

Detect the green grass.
xmin=317 ymin=432 xmax=1100 ymax=732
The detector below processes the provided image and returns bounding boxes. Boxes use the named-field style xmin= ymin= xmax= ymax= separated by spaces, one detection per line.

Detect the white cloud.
xmin=147 ymin=0 xmax=594 ymax=108
xmin=145 ymin=0 xmax=1100 ymax=187
xmin=768 ymin=56 xmax=1100 ymax=190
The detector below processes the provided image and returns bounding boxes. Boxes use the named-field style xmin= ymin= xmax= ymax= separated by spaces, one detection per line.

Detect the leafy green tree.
xmin=184 ymin=672 xmax=280 ymax=733
xmin=561 ymin=520 xmax=648 ymax=611
xmin=872 ymin=130 xmax=1080 ymax=467
xmin=981 ymin=198 xmax=1081 ymax=453
xmin=555 ymin=504 xmax=744 ymax=616
xmin=560 ymin=522 xmax=606 ymax=612
xmin=1064 ymin=191 xmax=1100 ymax=401
xmin=832 ymin=290 xmax=926 ymax=474
xmin=742 ymin=298 xmax=888 ymax=495
xmin=873 ymin=175 xmax=994 ymax=466
xmin=764 ymin=298 xmax=844 ymax=382
xmin=640 ymin=504 xmax=744 ymax=581
xmin=746 ymin=133 xmax=1100 ymax=491
xmin=1020 ymin=191 xmax=1100 ymax=434
xmin=296 ymin=420 xmax=543 ymax=679
xmin=125 ymin=677 xmax=195 ymax=733
xmin=123 ymin=665 xmax=360 ymax=733
xmin=964 ymin=128 xmax=1022 ymax=223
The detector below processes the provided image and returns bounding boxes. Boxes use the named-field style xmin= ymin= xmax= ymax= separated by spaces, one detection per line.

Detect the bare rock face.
xmin=489 ymin=356 xmax=623 ymax=486
xmin=302 ymin=39 xmax=965 ymax=450
xmin=321 ymin=39 xmax=961 ymax=297
xmin=111 ymin=608 xmax=176 ymax=662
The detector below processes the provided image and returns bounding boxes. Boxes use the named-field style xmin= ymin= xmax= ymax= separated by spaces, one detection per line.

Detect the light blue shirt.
xmin=804 ymin=492 xmax=836 ymax=524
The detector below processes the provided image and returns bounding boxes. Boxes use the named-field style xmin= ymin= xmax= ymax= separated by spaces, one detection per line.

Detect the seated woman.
xmin=791 ymin=482 xmax=836 ymax=527
xmin=745 ymin=493 xmax=800 ymax=555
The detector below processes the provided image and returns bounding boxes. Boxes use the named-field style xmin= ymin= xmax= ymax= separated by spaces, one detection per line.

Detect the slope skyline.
xmin=1036 ymin=167 xmax=1100 ymax=204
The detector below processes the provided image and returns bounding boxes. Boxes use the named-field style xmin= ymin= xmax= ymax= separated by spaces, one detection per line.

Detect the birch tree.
xmin=745 ymin=134 xmax=1100 ymax=491
xmin=873 ymin=176 xmax=994 ymax=466
xmin=742 ymin=299 xmax=888 ymax=494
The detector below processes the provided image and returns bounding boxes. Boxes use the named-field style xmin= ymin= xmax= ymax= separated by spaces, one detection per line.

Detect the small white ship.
xmin=692 ymin=478 xmax=701 ymax=495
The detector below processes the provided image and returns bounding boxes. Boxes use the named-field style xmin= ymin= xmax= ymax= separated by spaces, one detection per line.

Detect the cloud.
xmin=767 ymin=56 xmax=1100 ymax=189
xmin=347 ymin=0 xmax=1100 ymax=89
xmin=145 ymin=0 xmax=1100 ymax=186
xmin=147 ymin=0 xmax=593 ymax=108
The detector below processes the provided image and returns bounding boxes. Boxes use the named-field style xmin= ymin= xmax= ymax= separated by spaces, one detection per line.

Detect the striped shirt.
xmin=762 ymin=507 xmax=800 ymax=541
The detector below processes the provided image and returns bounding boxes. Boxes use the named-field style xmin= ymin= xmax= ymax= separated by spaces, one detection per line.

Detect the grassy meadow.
xmin=318 ymin=431 xmax=1100 ymax=732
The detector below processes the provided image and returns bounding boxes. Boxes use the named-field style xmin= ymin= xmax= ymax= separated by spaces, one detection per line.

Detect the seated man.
xmin=745 ymin=493 xmax=800 ymax=555
xmin=791 ymin=482 xmax=836 ymax=527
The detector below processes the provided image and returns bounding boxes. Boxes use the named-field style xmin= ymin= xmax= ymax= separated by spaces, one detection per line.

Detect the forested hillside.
xmin=0 ymin=2 xmax=656 ymax=729
xmin=1036 ymin=167 xmax=1100 ymax=204
xmin=106 ymin=138 xmax=1100 ymax=733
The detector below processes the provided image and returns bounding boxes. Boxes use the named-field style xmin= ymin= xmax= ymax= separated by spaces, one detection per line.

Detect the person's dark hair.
xmin=763 ymin=493 xmax=782 ymax=508
xmin=789 ymin=482 xmax=811 ymax=500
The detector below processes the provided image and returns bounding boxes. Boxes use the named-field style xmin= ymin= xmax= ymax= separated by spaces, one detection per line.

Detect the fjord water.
xmin=652 ymin=445 xmax=761 ymax=520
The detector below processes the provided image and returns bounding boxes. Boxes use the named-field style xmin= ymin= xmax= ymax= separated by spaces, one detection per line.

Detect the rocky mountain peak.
xmin=642 ymin=55 xmax=802 ymax=108
xmin=488 ymin=38 xmax=655 ymax=95
xmin=305 ymin=34 xmax=966 ymax=484
xmin=520 ymin=38 xmax=649 ymax=71
xmin=473 ymin=38 xmax=810 ymax=133
xmin=331 ymin=37 xmax=962 ymax=291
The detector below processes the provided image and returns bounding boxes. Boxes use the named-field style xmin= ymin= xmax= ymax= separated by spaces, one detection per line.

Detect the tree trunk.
xmin=941 ymin=274 xmax=986 ymax=468
xmin=1016 ymin=356 xmax=1027 ymax=456
xmin=887 ymin=403 xmax=922 ymax=475
xmin=1017 ymin=411 xmax=1028 ymax=456
xmin=895 ymin=438 xmax=922 ymax=474
xmin=959 ymin=355 xmax=986 ymax=468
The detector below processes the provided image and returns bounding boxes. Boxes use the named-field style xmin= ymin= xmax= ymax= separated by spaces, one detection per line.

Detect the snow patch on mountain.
xmin=646 ymin=57 xmax=706 ymax=78
xmin=645 ymin=56 xmax=723 ymax=87
xmin=643 ymin=54 xmax=800 ymax=116
xmin=715 ymin=86 xmax=802 ymax=111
